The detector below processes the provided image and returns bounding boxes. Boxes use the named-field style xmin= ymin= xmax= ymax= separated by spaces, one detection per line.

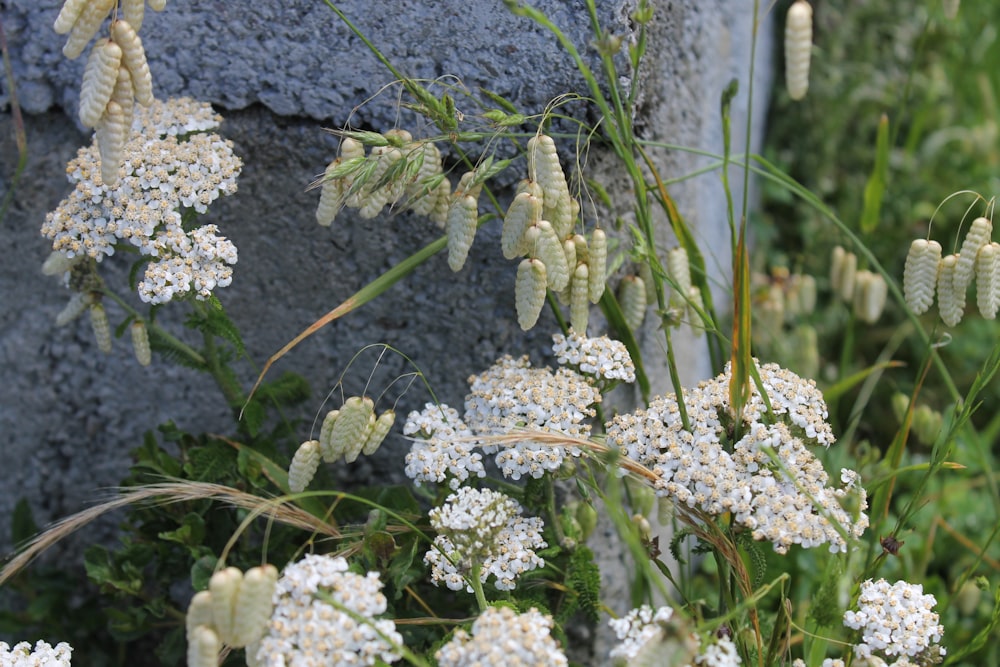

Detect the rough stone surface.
xmin=0 ymin=0 xmax=772 ymax=651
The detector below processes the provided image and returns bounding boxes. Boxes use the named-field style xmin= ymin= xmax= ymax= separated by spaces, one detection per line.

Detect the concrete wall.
xmin=0 ymin=0 xmax=772 ymax=638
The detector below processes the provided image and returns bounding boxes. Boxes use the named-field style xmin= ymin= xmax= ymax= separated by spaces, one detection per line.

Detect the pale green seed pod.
xmin=97 ymin=100 xmax=127 ymax=186
xmin=515 ymin=258 xmax=547 ymax=330
xmin=328 ymin=397 xmax=374 ymax=462
xmin=890 ymin=392 xmax=911 ymax=424
xmin=570 ymin=263 xmax=590 ymax=333
xmin=913 ymin=404 xmax=943 ymax=446
xmin=976 ymin=242 xmax=1000 ymax=319
xmin=345 ymin=409 xmax=376 ymax=463
xmin=446 ymin=194 xmax=479 ymax=272
xmin=619 ymin=275 xmax=647 ymax=331
xmin=830 ymin=246 xmax=857 ymax=302
xmin=315 ymin=157 xmax=347 ymax=226
xmin=357 ymin=145 xmax=394 ymax=219
xmin=785 ymin=1 xmax=813 ymax=101
xmin=853 ymin=270 xmax=888 ymax=324
xmin=527 ymin=135 xmax=573 ymax=237
xmin=340 ymin=137 xmax=365 ymax=160
xmin=625 ymin=478 xmax=655 ymax=517
xmin=785 ymin=273 xmax=817 ymax=316
xmin=110 ymin=66 xmax=134 ymax=146
xmin=56 ymin=293 xmax=90 ymax=327
xmin=208 ymin=567 xmax=243 ymax=645
xmin=937 ymin=254 xmax=965 ymax=327
xmin=430 ymin=178 xmax=452 ymax=228
xmin=121 ymin=0 xmax=146 ymax=31
xmin=288 ymin=440 xmax=321 ymax=493
xmin=666 ymin=246 xmax=692 ymax=295
xmin=186 ymin=591 xmax=215 ymax=639
xmin=148 ymin=0 xmax=168 ymax=10
xmin=686 ymin=285 xmax=706 ymax=332
xmin=637 ymin=261 xmax=659 ymax=304
xmin=955 ymin=216 xmax=993 ymax=294
xmin=535 ymin=220 xmax=569 ymax=290
xmin=502 ymin=191 xmax=541 ymax=259
xmin=230 ymin=565 xmax=278 ymax=648
xmin=454 ymin=170 xmax=482 ymax=200
xmin=187 ymin=625 xmax=220 ymax=667
xmin=318 ymin=409 xmax=340 ymax=462
xmin=62 ymin=0 xmax=114 ymax=59
xmin=405 ymin=142 xmax=444 ymax=217
xmin=79 ymin=39 xmax=123 ymax=128
xmin=111 ymin=20 xmax=153 ymax=106
xmin=362 ymin=410 xmax=395 ymax=456
xmin=90 ymin=302 xmax=112 ymax=353
xmin=903 ymin=239 xmax=941 ymax=315
xmin=588 ymin=229 xmax=607 ymax=303
xmin=131 ymin=321 xmax=151 ymax=366
xmin=54 ymin=0 xmax=89 ymax=34
xmin=562 ymin=238 xmax=577 ymax=274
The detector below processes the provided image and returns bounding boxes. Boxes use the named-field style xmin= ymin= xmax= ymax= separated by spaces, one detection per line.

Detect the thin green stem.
xmin=469 ymin=562 xmax=489 ymax=613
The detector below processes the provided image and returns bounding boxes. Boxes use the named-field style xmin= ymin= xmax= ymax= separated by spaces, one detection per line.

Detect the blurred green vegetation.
xmin=758 ymin=1 xmax=1000 ymax=662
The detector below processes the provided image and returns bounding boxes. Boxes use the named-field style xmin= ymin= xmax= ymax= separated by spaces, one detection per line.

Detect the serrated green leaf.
xmin=183 ymin=441 xmax=237 ymax=482
xmin=241 ymin=399 xmax=265 ymax=438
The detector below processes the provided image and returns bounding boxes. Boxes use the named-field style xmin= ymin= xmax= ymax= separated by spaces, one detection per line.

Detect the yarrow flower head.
xmin=605 ymin=361 xmax=868 ymax=553
xmin=552 ymin=332 xmax=636 ymax=383
xmin=41 ymin=97 xmax=242 ymax=304
xmin=403 ymin=403 xmax=485 ymax=490
xmin=435 ymin=606 xmax=568 ymax=666
xmin=0 ymin=641 xmax=73 ymax=667
xmin=465 ymin=355 xmax=600 ymax=479
xmin=425 ymin=487 xmax=546 ymax=592
xmin=843 ymin=579 xmax=945 ymax=664
xmin=253 ymin=554 xmax=402 ymax=667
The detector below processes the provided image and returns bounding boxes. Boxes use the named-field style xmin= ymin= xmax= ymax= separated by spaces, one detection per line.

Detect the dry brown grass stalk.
xmin=0 ymin=480 xmax=338 ymax=586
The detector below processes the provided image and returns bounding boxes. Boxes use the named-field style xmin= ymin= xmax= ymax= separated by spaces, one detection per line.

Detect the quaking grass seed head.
xmin=515 ymin=258 xmax=547 ymax=330
xmin=903 ymin=238 xmax=941 ymax=315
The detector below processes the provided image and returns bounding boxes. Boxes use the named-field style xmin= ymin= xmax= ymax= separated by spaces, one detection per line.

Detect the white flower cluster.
xmin=606 ymin=362 xmax=868 ymax=554
xmin=465 ymin=355 xmax=600 ymax=479
xmin=608 ymin=605 xmax=679 ymax=664
xmin=843 ymin=579 xmax=945 ymax=662
xmin=425 ymin=487 xmax=546 ymax=592
xmin=552 ymin=332 xmax=636 ymax=383
xmin=435 ymin=606 xmax=568 ymax=666
xmin=252 ymin=554 xmax=401 ymax=667
xmin=791 ymin=659 xmax=846 ymax=667
xmin=403 ymin=403 xmax=485 ymax=489
xmin=608 ymin=605 xmax=739 ymax=667
xmin=41 ymin=97 xmax=242 ymax=304
xmin=0 ymin=641 xmax=72 ymax=667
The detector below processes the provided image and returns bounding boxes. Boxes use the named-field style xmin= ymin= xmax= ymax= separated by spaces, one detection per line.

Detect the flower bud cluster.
xmin=552 ymin=331 xmax=636 ymax=383
xmin=425 ymin=487 xmax=546 ymax=592
xmin=605 ymin=362 xmax=868 ymax=553
xmin=0 ymin=640 xmax=73 ymax=667
xmin=465 ymin=355 xmax=600 ymax=479
xmin=252 ymin=554 xmax=402 ymax=667
xmin=843 ymin=579 xmax=945 ymax=663
xmin=436 ymin=606 xmax=568 ymax=666
xmin=41 ymin=98 xmax=242 ymax=304
xmin=403 ymin=402 xmax=485 ymax=489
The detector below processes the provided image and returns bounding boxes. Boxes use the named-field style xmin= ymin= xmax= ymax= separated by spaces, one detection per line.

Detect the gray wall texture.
xmin=0 ymin=0 xmax=772 ymax=640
